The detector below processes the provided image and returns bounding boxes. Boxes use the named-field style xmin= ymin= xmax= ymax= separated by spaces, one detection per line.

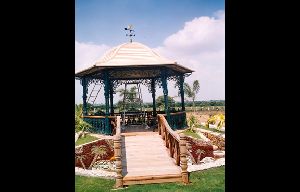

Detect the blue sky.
xmin=76 ymin=0 xmax=224 ymax=47
xmin=75 ymin=0 xmax=225 ymax=104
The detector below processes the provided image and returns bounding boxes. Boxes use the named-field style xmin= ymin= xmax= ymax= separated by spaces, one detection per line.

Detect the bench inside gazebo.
xmin=75 ymin=41 xmax=194 ymax=187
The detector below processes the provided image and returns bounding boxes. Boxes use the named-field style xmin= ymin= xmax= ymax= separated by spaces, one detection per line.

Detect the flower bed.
xmin=75 ymin=139 xmax=114 ymax=169
xmin=185 ymin=136 xmax=214 ymax=164
xmin=202 ymin=132 xmax=225 ymax=150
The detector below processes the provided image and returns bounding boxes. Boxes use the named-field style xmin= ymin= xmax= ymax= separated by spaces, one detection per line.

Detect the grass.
xmin=75 ymin=134 xmax=99 ymax=146
xmin=75 ymin=166 xmax=225 ymax=192
xmin=181 ymin=129 xmax=202 ymax=139
xmin=198 ymin=125 xmax=224 ymax=134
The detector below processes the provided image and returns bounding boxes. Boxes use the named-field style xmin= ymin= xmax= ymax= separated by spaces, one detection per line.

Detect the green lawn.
xmin=75 ymin=166 xmax=225 ymax=192
xmin=181 ymin=129 xmax=202 ymax=139
xmin=75 ymin=134 xmax=99 ymax=146
xmin=198 ymin=125 xmax=224 ymax=134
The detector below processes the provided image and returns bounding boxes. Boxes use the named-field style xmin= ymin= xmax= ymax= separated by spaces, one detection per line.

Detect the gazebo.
xmin=75 ymin=41 xmax=194 ymax=135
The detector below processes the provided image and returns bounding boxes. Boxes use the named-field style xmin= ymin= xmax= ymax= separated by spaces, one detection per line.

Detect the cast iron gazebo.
xmin=75 ymin=41 xmax=194 ymax=135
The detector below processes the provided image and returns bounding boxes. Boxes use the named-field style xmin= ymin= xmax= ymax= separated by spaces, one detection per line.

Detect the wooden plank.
xmin=123 ymin=174 xmax=181 ymax=181
xmin=119 ymin=133 xmax=183 ymax=186
xmin=123 ymin=177 xmax=182 ymax=185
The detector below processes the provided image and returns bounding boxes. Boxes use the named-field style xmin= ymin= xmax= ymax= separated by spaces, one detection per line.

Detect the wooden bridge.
xmin=114 ymin=115 xmax=189 ymax=188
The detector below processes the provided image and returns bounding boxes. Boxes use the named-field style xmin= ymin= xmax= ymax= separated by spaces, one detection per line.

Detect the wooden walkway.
xmin=121 ymin=132 xmax=182 ymax=185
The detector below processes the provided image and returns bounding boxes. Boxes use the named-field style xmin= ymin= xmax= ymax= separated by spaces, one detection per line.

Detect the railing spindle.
xmin=114 ymin=116 xmax=123 ymax=188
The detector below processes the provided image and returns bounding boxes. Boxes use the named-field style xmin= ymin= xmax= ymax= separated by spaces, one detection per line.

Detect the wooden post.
xmin=114 ymin=135 xmax=123 ymax=188
xmin=179 ymin=133 xmax=189 ymax=184
xmin=116 ymin=116 xmax=121 ymax=135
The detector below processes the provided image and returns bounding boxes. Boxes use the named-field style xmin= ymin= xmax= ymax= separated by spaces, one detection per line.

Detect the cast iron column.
xmin=104 ymin=71 xmax=110 ymax=134
xmin=161 ymin=71 xmax=170 ymax=123
xmin=109 ymin=83 xmax=114 ymax=115
xmin=82 ymin=77 xmax=88 ymax=116
xmin=151 ymin=78 xmax=157 ymax=117
xmin=179 ymin=74 xmax=185 ymax=111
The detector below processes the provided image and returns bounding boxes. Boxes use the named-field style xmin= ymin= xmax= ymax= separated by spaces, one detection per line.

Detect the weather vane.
xmin=124 ymin=24 xmax=135 ymax=43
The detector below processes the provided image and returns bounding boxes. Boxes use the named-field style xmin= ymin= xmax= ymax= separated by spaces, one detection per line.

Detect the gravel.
xmin=75 ymin=167 xmax=117 ymax=179
xmin=187 ymin=157 xmax=225 ymax=172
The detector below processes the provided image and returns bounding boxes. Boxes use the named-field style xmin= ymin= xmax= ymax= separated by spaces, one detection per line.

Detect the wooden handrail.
xmin=82 ymin=115 xmax=117 ymax=119
xmin=164 ymin=111 xmax=186 ymax=116
xmin=157 ymin=114 xmax=189 ymax=184
xmin=114 ymin=116 xmax=123 ymax=188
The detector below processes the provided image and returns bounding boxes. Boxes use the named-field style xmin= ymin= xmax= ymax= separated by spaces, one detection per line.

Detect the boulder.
xmin=200 ymin=157 xmax=215 ymax=163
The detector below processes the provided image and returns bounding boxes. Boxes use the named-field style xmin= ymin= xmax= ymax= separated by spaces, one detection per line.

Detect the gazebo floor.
xmin=121 ymin=133 xmax=182 ymax=185
xmin=121 ymin=124 xmax=156 ymax=133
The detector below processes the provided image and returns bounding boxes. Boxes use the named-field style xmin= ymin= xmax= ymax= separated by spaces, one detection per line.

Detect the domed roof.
xmin=75 ymin=41 xmax=193 ymax=78
xmin=95 ymin=42 xmax=176 ymax=66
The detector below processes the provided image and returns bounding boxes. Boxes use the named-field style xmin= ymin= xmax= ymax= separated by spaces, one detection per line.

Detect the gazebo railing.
xmin=163 ymin=111 xmax=187 ymax=130
xmin=82 ymin=116 xmax=117 ymax=135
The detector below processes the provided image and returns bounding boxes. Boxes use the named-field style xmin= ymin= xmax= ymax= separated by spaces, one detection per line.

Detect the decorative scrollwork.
xmin=109 ymin=69 xmax=160 ymax=79
xmin=87 ymin=78 xmax=103 ymax=87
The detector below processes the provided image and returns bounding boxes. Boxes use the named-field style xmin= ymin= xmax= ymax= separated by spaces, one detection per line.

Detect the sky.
xmin=75 ymin=0 xmax=225 ymax=104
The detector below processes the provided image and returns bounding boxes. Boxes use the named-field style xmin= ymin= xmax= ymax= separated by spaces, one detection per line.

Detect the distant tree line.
xmin=88 ymin=100 xmax=225 ymax=110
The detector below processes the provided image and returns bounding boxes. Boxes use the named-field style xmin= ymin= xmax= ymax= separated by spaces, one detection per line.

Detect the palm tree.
xmin=88 ymin=145 xmax=107 ymax=169
xmin=183 ymin=80 xmax=200 ymax=113
xmin=75 ymin=146 xmax=87 ymax=169
xmin=196 ymin=149 xmax=206 ymax=163
xmin=76 ymin=154 xmax=86 ymax=169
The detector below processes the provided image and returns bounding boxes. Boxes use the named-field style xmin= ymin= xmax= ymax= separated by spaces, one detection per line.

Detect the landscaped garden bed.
xmin=202 ymin=131 xmax=225 ymax=150
xmin=185 ymin=136 xmax=214 ymax=164
xmin=75 ymin=139 xmax=114 ymax=170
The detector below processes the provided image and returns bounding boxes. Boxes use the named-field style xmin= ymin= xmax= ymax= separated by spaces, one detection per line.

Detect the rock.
xmin=213 ymin=145 xmax=218 ymax=150
xmin=200 ymin=157 xmax=215 ymax=163
xmin=214 ymin=151 xmax=225 ymax=158
xmin=187 ymin=157 xmax=225 ymax=172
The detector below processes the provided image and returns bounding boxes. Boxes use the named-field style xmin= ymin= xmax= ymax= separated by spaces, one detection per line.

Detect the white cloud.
xmin=154 ymin=10 xmax=225 ymax=101
xmin=75 ymin=10 xmax=225 ymax=103
xmin=75 ymin=41 xmax=110 ymax=104
xmin=75 ymin=41 xmax=110 ymax=72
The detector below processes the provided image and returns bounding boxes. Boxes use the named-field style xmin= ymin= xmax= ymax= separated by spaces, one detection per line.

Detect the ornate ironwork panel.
xmin=83 ymin=117 xmax=114 ymax=135
xmin=168 ymin=112 xmax=187 ymax=130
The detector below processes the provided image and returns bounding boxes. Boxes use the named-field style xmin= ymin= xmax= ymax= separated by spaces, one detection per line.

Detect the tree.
xmin=183 ymin=80 xmax=200 ymax=112
xmin=89 ymin=145 xmax=107 ymax=169
xmin=156 ymin=95 xmax=175 ymax=111
xmin=187 ymin=114 xmax=198 ymax=133
xmin=117 ymin=86 xmax=142 ymax=111
xmin=207 ymin=114 xmax=225 ymax=130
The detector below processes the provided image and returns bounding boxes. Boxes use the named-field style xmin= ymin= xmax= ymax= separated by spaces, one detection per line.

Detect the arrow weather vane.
xmin=124 ymin=24 xmax=135 ymax=43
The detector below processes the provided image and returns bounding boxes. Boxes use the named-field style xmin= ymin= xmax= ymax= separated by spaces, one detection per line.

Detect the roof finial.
xmin=124 ymin=24 xmax=135 ymax=43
